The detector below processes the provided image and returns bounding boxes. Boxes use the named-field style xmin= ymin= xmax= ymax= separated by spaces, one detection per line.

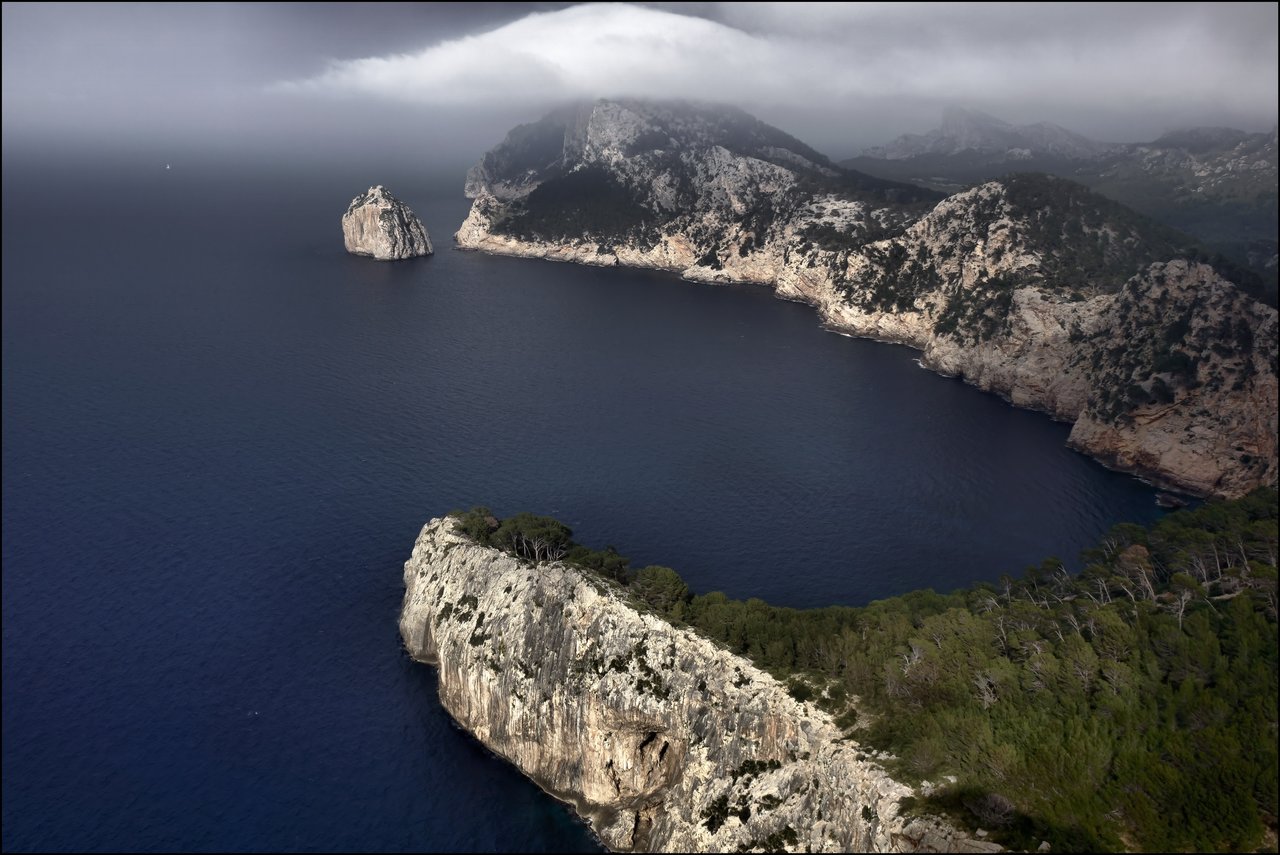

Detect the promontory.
xmin=401 ymin=493 xmax=1277 ymax=852
xmin=399 ymin=515 xmax=1000 ymax=853
xmin=343 ymin=185 xmax=433 ymax=260
xmin=455 ymin=100 xmax=1278 ymax=499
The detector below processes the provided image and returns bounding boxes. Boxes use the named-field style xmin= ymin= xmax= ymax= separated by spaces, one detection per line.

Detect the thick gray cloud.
xmin=4 ymin=1 xmax=1276 ymax=164
xmin=274 ymin=2 xmax=1277 ymax=151
xmin=1 ymin=2 xmax=560 ymax=165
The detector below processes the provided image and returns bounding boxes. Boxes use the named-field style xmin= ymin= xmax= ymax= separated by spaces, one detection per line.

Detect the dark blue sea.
xmin=1 ymin=152 xmax=1165 ymax=852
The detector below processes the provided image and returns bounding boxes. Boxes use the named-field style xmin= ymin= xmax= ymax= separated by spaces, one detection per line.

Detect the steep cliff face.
xmin=456 ymin=100 xmax=1277 ymax=498
xmin=401 ymin=518 xmax=1000 ymax=854
xmin=343 ymin=185 xmax=433 ymax=260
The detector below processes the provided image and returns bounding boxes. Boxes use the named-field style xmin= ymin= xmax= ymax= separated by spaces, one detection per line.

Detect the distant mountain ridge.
xmin=844 ymin=109 xmax=1279 ymax=277
xmin=456 ymin=99 xmax=1277 ymax=499
xmin=860 ymin=107 xmax=1118 ymax=161
xmin=465 ymin=98 xmax=938 ymax=207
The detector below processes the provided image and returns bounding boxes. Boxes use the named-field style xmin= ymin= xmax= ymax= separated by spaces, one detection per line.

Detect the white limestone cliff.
xmin=400 ymin=517 xmax=1004 ymax=854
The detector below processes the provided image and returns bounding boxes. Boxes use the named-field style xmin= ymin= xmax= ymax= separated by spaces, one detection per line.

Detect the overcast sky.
xmin=3 ymin=1 xmax=1276 ymax=166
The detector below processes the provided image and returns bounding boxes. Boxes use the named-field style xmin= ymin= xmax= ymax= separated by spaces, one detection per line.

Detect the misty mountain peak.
xmin=939 ymin=106 xmax=1011 ymax=132
xmin=465 ymin=98 xmax=855 ymax=202
xmin=863 ymin=108 xmax=1115 ymax=160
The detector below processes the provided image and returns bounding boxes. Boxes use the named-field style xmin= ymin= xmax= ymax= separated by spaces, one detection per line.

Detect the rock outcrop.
xmin=343 ymin=185 xmax=433 ymax=260
xmin=455 ymin=100 xmax=1278 ymax=498
xmin=401 ymin=517 xmax=1001 ymax=853
xmin=1066 ymin=260 xmax=1279 ymax=496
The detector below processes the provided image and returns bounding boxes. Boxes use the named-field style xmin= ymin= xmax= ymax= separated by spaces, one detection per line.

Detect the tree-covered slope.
xmin=450 ymin=490 xmax=1278 ymax=852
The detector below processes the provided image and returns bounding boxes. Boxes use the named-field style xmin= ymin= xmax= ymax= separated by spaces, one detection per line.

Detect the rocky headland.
xmin=343 ymin=185 xmax=433 ymax=260
xmin=400 ymin=516 xmax=1003 ymax=853
xmin=455 ymin=100 xmax=1278 ymax=498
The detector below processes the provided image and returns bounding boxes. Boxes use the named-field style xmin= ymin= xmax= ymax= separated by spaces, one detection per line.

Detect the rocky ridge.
xmin=858 ymin=107 xmax=1115 ymax=161
xmin=844 ymin=111 xmax=1279 ymax=272
xmin=1113 ymin=126 xmax=1279 ymax=208
xmin=342 ymin=185 xmax=433 ymax=260
xmin=456 ymin=100 xmax=1278 ymax=499
xmin=850 ymin=110 xmax=1278 ymax=206
xmin=400 ymin=516 xmax=1002 ymax=853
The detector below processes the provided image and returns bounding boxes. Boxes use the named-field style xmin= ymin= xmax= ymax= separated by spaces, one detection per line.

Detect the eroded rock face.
xmin=343 ymin=185 xmax=432 ymax=260
xmin=400 ymin=518 xmax=1001 ymax=854
xmin=1067 ymin=260 xmax=1279 ymax=497
xmin=455 ymin=100 xmax=1277 ymax=498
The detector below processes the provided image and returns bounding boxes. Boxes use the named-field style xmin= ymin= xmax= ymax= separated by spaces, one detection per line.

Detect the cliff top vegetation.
xmin=450 ymin=489 xmax=1278 ymax=852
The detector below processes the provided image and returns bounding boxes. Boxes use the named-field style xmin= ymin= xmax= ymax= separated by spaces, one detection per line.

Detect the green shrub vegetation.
xmin=995 ymin=174 xmax=1195 ymax=293
xmin=450 ymin=490 xmax=1278 ymax=851
xmin=451 ymin=507 xmax=631 ymax=581
xmin=1083 ymin=265 xmax=1273 ymax=427
xmin=502 ymin=166 xmax=654 ymax=243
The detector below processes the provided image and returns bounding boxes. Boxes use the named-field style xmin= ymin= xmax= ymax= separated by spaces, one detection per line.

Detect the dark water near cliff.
xmin=2 ymin=154 xmax=1165 ymax=852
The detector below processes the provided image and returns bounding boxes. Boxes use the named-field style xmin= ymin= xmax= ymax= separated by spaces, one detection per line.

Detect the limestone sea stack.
xmin=342 ymin=185 xmax=433 ymax=260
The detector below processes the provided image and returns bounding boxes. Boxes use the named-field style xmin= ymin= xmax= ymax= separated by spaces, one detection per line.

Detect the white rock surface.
xmin=401 ymin=517 xmax=1003 ymax=853
xmin=343 ymin=185 xmax=432 ymax=260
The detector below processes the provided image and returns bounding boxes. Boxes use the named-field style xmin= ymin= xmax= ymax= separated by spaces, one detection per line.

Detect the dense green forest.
xmin=451 ymin=489 xmax=1278 ymax=852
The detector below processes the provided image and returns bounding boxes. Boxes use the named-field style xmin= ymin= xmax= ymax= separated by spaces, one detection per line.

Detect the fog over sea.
xmin=1 ymin=151 xmax=1165 ymax=852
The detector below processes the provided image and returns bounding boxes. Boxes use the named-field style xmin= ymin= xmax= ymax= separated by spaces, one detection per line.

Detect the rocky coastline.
xmin=453 ymin=101 xmax=1277 ymax=498
xmin=400 ymin=516 xmax=1004 ymax=853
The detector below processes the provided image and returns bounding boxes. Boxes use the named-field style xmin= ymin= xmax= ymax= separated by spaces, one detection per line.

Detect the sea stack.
xmin=342 ymin=185 xmax=433 ymax=260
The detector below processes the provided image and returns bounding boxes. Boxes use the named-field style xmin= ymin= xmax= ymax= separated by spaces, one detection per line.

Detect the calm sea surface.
xmin=2 ymin=154 xmax=1165 ymax=851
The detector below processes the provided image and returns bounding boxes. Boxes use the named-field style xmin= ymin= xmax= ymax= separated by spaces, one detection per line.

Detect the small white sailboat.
xmin=166 ymin=163 xmax=171 ymax=170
